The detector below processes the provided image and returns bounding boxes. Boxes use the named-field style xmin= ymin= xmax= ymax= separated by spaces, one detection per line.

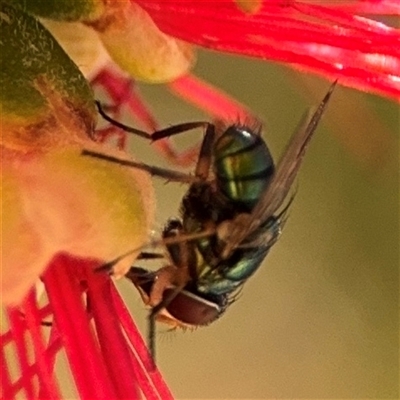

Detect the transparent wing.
xmin=220 ymin=81 xmax=337 ymax=258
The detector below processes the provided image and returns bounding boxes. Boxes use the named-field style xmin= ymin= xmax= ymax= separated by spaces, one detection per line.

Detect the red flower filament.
xmin=1 ymin=254 xmax=174 ymax=400
xmin=134 ymin=0 xmax=400 ymax=100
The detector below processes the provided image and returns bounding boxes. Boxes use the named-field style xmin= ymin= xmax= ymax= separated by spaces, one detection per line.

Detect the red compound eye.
xmin=163 ymin=288 xmax=224 ymax=326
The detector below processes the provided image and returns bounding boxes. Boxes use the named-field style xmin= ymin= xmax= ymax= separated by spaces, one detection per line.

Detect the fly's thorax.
xmin=181 ymin=182 xmax=237 ymax=227
xmin=162 ymin=218 xmax=197 ymax=276
xmin=213 ymin=125 xmax=275 ymax=210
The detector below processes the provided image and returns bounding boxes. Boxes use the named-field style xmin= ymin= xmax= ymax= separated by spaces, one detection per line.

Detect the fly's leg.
xmin=137 ymin=252 xmax=165 ymax=260
xmin=81 ymin=149 xmax=199 ymax=184
xmin=97 ymin=100 xmax=221 ymax=173
xmin=149 ymin=219 xmax=193 ymax=307
xmin=83 ymin=119 xmax=217 ymax=182
xmin=193 ymin=123 xmax=215 ymax=179
xmin=92 ymin=71 xmax=133 ymax=149
xmin=96 ymin=100 xmax=153 ymax=140
xmin=94 ymin=228 xmax=215 ymax=275
xmin=144 ymin=125 xmax=219 ymax=359
xmin=92 ymin=70 xmax=200 ymax=165
xmin=150 ymin=121 xmax=217 ymax=180
xmin=146 ymin=219 xmax=195 ymax=360
xmin=98 ymin=103 xmax=211 ymax=147
xmin=96 ymin=100 xmax=212 ymax=166
xmin=147 ymin=264 xmax=189 ymax=360
xmin=151 ymin=121 xmax=216 ymax=170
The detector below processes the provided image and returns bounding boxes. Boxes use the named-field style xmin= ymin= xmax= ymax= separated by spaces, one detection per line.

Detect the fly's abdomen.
xmin=197 ymin=216 xmax=282 ymax=296
xmin=214 ymin=126 xmax=274 ymax=210
xmin=197 ymin=246 xmax=269 ymax=295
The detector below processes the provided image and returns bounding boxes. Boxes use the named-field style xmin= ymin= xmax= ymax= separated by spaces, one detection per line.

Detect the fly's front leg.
xmin=152 ymin=122 xmax=217 ymax=177
xmin=151 ymin=122 xmax=217 ymax=180
xmin=147 ymin=265 xmax=176 ymax=307
xmin=194 ymin=123 xmax=216 ymax=180
xmin=94 ymin=100 xmax=150 ymax=149
xmin=147 ymin=265 xmax=190 ymax=308
xmin=96 ymin=100 xmax=205 ymax=166
xmin=96 ymin=100 xmax=153 ymax=140
xmin=147 ymin=264 xmax=190 ymax=360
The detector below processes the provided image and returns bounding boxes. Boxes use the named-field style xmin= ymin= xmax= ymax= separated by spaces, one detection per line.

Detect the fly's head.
xmin=126 ymin=267 xmax=228 ymax=329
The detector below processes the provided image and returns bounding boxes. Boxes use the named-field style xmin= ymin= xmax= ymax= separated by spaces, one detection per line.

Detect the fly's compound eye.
xmin=163 ymin=288 xmax=224 ymax=326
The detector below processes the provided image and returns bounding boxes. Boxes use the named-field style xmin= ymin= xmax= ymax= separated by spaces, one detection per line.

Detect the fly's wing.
xmin=220 ymin=81 xmax=337 ymax=258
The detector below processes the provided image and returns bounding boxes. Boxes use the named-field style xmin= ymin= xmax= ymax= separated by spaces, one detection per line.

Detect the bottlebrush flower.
xmin=4 ymin=0 xmax=399 ymax=99
xmin=135 ymin=0 xmax=400 ymax=100
xmin=9 ymin=0 xmax=397 ymax=165
xmin=0 ymin=3 xmax=154 ymax=304
xmin=14 ymin=0 xmax=397 ymax=172
xmin=1 ymin=1 xmax=398 ymax=398
xmin=1 ymin=5 xmax=163 ymax=398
